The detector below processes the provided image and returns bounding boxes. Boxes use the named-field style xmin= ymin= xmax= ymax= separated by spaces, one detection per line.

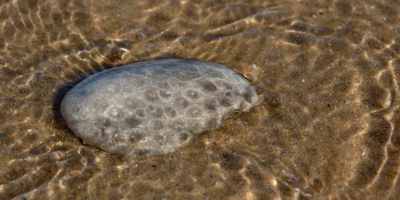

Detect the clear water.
xmin=0 ymin=0 xmax=399 ymax=199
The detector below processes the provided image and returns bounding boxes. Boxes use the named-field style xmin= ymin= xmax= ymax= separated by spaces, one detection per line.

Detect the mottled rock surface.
xmin=61 ymin=59 xmax=259 ymax=156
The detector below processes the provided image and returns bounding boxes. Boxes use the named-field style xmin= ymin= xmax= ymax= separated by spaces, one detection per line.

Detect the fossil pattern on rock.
xmin=61 ymin=59 xmax=259 ymax=156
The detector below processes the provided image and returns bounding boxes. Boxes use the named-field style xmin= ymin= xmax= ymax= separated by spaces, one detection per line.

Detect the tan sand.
xmin=0 ymin=0 xmax=399 ymax=199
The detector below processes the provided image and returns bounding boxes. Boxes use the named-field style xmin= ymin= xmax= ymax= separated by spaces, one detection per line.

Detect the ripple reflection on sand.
xmin=0 ymin=0 xmax=400 ymax=199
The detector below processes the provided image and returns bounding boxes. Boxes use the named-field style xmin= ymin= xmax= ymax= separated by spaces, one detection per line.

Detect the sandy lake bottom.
xmin=1 ymin=0 xmax=400 ymax=199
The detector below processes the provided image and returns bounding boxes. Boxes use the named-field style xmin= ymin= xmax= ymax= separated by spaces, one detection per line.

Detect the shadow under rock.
xmin=52 ymin=80 xmax=84 ymax=133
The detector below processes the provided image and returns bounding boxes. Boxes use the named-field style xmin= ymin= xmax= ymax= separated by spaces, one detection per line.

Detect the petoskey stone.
xmin=61 ymin=59 xmax=259 ymax=157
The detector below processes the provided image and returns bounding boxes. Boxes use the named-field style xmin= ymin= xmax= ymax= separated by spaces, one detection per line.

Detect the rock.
xmin=61 ymin=59 xmax=259 ymax=157
xmin=0 ymin=133 xmax=6 ymax=141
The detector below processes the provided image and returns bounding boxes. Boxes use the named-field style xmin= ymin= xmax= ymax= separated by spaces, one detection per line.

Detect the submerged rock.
xmin=61 ymin=59 xmax=259 ymax=157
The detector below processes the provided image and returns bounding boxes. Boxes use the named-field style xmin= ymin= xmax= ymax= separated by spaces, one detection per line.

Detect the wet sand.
xmin=0 ymin=0 xmax=400 ymax=199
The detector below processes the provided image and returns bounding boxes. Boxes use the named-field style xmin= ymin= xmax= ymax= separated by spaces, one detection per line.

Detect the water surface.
xmin=0 ymin=0 xmax=400 ymax=199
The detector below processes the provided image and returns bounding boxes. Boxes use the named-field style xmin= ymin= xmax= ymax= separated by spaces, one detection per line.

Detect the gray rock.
xmin=61 ymin=59 xmax=259 ymax=157
xmin=0 ymin=133 xmax=6 ymax=141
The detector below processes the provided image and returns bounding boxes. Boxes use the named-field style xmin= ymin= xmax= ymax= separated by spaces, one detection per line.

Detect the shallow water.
xmin=0 ymin=0 xmax=400 ymax=199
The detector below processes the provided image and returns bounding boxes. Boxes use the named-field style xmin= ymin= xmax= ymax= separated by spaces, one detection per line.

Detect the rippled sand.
xmin=0 ymin=0 xmax=400 ymax=199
